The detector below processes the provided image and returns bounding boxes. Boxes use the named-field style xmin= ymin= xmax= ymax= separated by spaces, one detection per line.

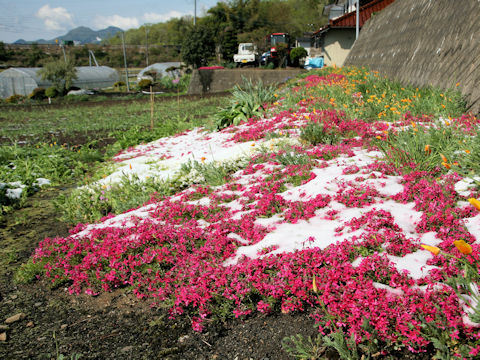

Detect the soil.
xmin=0 ymin=187 xmax=321 ymax=360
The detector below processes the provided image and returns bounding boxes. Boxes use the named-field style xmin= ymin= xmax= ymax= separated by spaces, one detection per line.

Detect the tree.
xmin=38 ymin=58 xmax=78 ymax=94
xmin=221 ymin=27 xmax=238 ymax=62
xmin=0 ymin=41 xmax=8 ymax=62
xmin=181 ymin=25 xmax=216 ymax=68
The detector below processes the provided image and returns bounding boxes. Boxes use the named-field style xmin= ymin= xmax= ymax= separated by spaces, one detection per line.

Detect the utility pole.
xmin=145 ymin=25 xmax=149 ymax=67
xmin=356 ymin=0 xmax=360 ymax=40
xmin=121 ymin=31 xmax=130 ymax=91
xmin=194 ymin=0 xmax=197 ymax=26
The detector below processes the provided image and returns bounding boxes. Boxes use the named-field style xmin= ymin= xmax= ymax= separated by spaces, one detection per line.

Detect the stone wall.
xmin=187 ymin=69 xmax=305 ymax=95
xmin=345 ymin=0 xmax=480 ymax=115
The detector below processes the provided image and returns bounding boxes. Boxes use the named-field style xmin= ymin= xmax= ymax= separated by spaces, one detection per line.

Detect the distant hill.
xmin=13 ymin=26 xmax=122 ymax=45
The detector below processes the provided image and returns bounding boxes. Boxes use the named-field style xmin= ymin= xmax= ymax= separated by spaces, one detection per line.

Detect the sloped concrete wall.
xmin=187 ymin=69 xmax=305 ymax=95
xmin=345 ymin=0 xmax=480 ymax=115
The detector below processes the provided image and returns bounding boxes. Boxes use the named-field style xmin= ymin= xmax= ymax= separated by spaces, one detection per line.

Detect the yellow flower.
xmin=468 ymin=198 xmax=480 ymax=211
xmin=312 ymin=275 xmax=318 ymax=293
xmin=453 ymin=240 xmax=472 ymax=255
xmin=375 ymin=136 xmax=382 ymax=140
xmin=420 ymin=244 xmax=441 ymax=256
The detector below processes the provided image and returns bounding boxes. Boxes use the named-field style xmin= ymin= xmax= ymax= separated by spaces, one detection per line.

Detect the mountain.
xmin=13 ymin=26 xmax=122 ymax=45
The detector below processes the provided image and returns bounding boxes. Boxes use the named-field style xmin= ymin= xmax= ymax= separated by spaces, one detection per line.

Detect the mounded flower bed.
xmin=29 ymin=67 xmax=480 ymax=358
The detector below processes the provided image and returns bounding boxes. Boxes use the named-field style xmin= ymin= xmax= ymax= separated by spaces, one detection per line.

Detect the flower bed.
xmin=30 ymin=67 xmax=480 ymax=357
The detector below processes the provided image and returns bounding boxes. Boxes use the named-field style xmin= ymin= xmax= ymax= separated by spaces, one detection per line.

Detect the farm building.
xmin=312 ymin=0 xmax=395 ymax=66
xmin=0 ymin=66 xmax=120 ymax=98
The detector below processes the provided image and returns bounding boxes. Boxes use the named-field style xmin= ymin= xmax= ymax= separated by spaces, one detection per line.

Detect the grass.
xmin=0 ymin=95 xmax=228 ymax=217
xmin=0 ymin=96 xmax=228 ymax=145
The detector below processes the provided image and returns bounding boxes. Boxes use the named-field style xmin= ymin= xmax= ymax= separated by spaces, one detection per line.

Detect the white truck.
xmin=233 ymin=43 xmax=259 ymax=67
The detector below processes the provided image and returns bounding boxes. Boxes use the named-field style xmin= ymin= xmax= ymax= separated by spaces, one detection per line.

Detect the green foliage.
xmin=300 ymin=122 xmax=339 ymax=145
xmin=0 ymin=41 xmax=9 ymax=61
xmin=323 ymin=330 xmax=360 ymax=360
xmin=45 ymin=86 xmax=59 ymax=98
xmin=137 ymin=78 xmax=153 ymax=90
xmin=290 ymin=47 xmax=308 ymax=67
xmin=29 ymin=87 xmax=46 ymax=100
xmin=375 ymin=121 xmax=467 ymax=173
xmin=221 ymin=27 xmax=238 ymax=62
xmin=38 ymin=58 xmax=78 ymax=94
xmin=113 ymin=81 xmax=126 ymax=91
xmin=56 ymin=174 xmax=174 ymax=224
xmin=281 ymin=334 xmax=325 ymax=359
xmin=215 ymin=77 xmax=277 ymax=129
xmin=5 ymin=94 xmax=26 ymax=104
xmin=14 ymin=258 xmax=45 ymax=283
xmin=181 ymin=25 xmax=216 ymax=68
xmin=275 ymin=43 xmax=290 ymax=68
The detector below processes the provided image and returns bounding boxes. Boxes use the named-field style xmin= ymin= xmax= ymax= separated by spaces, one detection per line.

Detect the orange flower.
xmin=468 ymin=198 xmax=480 ymax=211
xmin=424 ymin=144 xmax=431 ymax=154
xmin=465 ymin=149 xmax=471 ymax=154
xmin=420 ymin=244 xmax=441 ymax=256
xmin=442 ymin=162 xmax=451 ymax=169
xmin=376 ymin=136 xmax=382 ymax=140
xmin=312 ymin=275 xmax=318 ymax=293
xmin=129 ymin=164 xmax=132 ymax=169
xmin=200 ymin=156 xmax=206 ymax=162
xmin=440 ymin=153 xmax=448 ymax=163
xmin=453 ymin=240 xmax=472 ymax=255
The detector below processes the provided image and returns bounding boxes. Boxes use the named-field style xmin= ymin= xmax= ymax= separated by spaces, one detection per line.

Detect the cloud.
xmin=143 ymin=10 xmax=190 ymax=23
xmin=94 ymin=15 xmax=139 ymax=30
xmin=36 ymin=5 xmax=74 ymax=31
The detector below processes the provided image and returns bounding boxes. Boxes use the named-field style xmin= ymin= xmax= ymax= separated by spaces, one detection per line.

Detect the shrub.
xmin=113 ymin=81 xmax=126 ymax=91
xmin=28 ymin=87 xmax=46 ymax=100
xmin=290 ymin=47 xmax=308 ymax=67
xmin=45 ymin=86 xmax=58 ymax=98
xmin=300 ymin=122 xmax=339 ymax=145
xmin=137 ymin=78 xmax=153 ymax=90
xmin=5 ymin=94 xmax=26 ymax=104
xmin=215 ymin=77 xmax=277 ymax=129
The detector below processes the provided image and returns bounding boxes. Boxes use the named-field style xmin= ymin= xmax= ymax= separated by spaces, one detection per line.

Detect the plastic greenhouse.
xmin=0 ymin=66 xmax=120 ymax=98
xmin=136 ymin=62 xmax=182 ymax=83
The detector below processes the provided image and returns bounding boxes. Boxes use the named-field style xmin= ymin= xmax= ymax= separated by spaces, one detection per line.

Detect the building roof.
xmin=314 ymin=0 xmax=395 ymax=34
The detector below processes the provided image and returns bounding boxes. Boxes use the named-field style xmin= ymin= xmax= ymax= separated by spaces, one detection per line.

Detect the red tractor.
xmin=263 ymin=33 xmax=291 ymax=67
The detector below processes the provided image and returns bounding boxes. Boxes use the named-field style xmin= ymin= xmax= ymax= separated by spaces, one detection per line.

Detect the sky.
xmin=0 ymin=0 xmax=220 ymax=43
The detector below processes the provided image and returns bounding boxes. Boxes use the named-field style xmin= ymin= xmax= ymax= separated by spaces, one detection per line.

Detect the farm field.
xmin=1 ymin=67 xmax=480 ymax=359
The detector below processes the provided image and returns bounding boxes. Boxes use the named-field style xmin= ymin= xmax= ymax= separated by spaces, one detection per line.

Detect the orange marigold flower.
xmin=465 ymin=149 xmax=471 ymax=154
xmin=420 ymin=244 xmax=441 ymax=256
xmin=453 ymin=240 xmax=472 ymax=255
xmin=468 ymin=198 xmax=480 ymax=211
xmin=129 ymin=164 xmax=132 ymax=169
xmin=376 ymin=136 xmax=382 ymax=140
xmin=200 ymin=156 xmax=206 ymax=162
xmin=425 ymin=144 xmax=431 ymax=154
xmin=442 ymin=162 xmax=451 ymax=169
xmin=440 ymin=153 xmax=448 ymax=163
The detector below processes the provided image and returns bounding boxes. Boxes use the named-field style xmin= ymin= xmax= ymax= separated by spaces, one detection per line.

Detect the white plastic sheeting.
xmin=0 ymin=66 xmax=120 ymax=98
xmin=136 ymin=62 xmax=182 ymax=83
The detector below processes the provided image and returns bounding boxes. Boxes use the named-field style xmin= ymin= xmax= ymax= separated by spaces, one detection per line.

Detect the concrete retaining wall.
xmin=345 ymin=0 xmax=480 ymax=115
xmin=187 ymin=69 xmax=306 ymax=95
